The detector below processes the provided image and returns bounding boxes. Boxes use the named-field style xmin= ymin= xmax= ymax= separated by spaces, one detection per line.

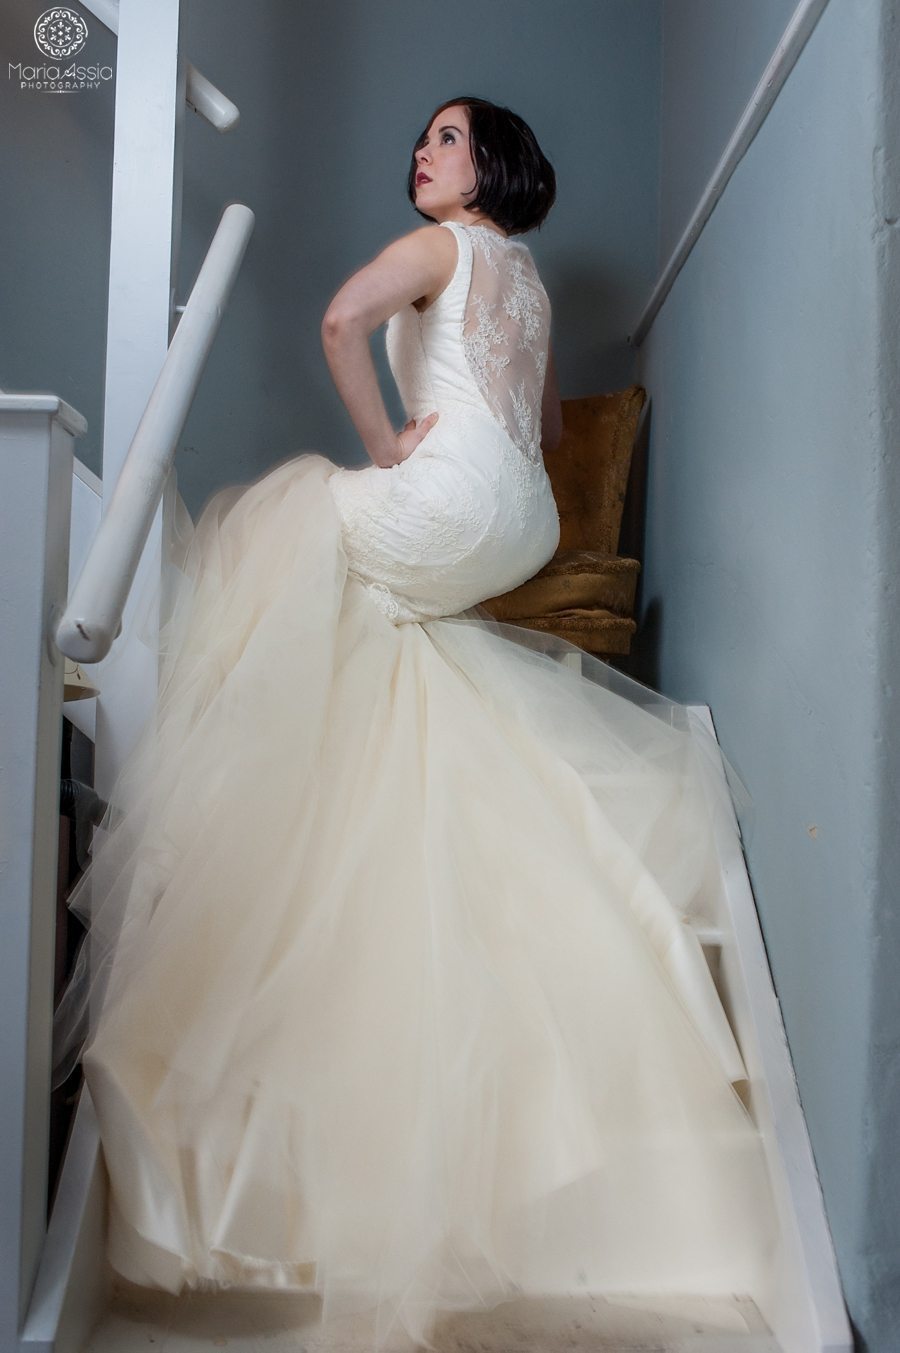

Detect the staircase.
xmin=0 ymin=3 xmax=853 ymax=1352
xmin=88 ymin=1278 xmax=784 ymax=1351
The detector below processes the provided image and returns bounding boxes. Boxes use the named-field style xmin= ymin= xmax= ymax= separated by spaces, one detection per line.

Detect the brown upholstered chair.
xmin=479 ymin=385 xmax=646 ymax=657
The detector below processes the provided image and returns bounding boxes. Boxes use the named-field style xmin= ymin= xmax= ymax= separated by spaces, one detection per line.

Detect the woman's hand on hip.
xmin=392 ymin=412 xmax=439 ymax=465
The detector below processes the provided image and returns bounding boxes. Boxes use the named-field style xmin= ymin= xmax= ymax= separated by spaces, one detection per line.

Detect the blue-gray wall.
xmin=636 ymin=2 xmax=899 ymax=1347
xmin=0 ymin=0 xmax=661 ymax=516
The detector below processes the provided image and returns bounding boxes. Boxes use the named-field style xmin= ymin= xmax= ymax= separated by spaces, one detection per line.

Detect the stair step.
xmin=83 ymin=1276 xmax=783 ymax=1351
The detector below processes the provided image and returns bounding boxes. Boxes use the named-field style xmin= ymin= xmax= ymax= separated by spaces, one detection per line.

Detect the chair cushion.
xmin=548 ymin=386 xmax=646 ymax=555
xmin=480 ymin=551 xmax=640 ymax=621
xmin=499 ymin=611 xmax=637 ymax=656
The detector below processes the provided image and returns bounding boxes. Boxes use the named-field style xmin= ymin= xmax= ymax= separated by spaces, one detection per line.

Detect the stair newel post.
xmin=94 ymin=0 xmax=187 ymax=804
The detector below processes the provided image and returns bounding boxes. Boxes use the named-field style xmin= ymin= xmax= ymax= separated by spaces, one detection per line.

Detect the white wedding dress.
xmin=53 ymin=220 xmax=779 ymax=1350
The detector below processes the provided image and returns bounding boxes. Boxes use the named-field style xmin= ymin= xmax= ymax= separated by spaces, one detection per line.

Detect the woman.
xmin=53 ymin=96 xmax=779 ymax=1351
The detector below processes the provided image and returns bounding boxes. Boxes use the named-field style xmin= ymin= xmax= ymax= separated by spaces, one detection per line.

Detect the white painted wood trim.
xmin=0 ymin=402 xmax=77 ymax=1353
xmin=20 ymin=1089 xmax=110 ymax=1353
xmin=0 ymin=395 xmax=86 ymax=439
xmin=73 ymin=458 xmax=102 ymax=497
xmin=686 ymin=705 xmax=852 ymax=1353
xmin=82 ymin=0 xmax=188 ymax=810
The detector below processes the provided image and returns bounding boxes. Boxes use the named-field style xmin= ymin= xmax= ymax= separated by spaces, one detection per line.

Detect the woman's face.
xmin=413 ymin=104 xmax=478 ymax=221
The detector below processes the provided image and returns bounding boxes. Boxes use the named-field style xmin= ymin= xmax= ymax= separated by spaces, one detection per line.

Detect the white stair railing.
xmin=6 ymin=200 xmax=252 ymax=1353
xmin=56 ymin=202 xmax=254 ymax=665
xmin=628 ymin=0 xmax=831 ymax=346
xmin=78 ymin=0 xmax=240 ymax=131
xmin=3 ymin=5 xmax=255 ymax=1351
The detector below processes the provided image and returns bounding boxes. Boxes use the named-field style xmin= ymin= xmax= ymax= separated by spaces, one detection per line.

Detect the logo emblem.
xmin=33 ymin=7 xmax=88 ymax=59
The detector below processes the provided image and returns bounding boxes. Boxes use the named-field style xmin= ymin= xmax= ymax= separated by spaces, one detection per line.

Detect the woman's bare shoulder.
xmin=387 ymin=222 xmax=458 ymax=260
xmin=384 ymin=225 xmax=458 ymax=312
xmin=323 ymin=224 xmax=458 ymax=332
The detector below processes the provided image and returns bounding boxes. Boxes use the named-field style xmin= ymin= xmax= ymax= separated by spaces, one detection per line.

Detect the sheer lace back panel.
xmin=442 ymin=221 xmax=551 ymax=465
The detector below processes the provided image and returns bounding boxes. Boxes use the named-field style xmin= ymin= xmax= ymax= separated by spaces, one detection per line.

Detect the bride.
xmin=53 ymin=95 xmax=779 ymax=1350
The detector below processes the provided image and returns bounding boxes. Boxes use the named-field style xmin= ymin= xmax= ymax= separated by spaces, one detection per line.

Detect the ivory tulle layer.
xmin=53 ymin=453 xmax=779 ymax=1351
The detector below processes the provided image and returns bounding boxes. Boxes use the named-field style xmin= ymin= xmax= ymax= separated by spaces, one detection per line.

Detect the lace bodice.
xmin=385 ymin=221 xmax=551 ymax=464
xmin=457 ymin=223 xmax=550 ymax=464
xmin=327 ymin=220 xmax=560 ymax=624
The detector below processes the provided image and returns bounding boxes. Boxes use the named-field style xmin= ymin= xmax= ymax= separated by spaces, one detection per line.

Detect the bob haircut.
xmin=407 ymin=95 xmax=556 ymax=236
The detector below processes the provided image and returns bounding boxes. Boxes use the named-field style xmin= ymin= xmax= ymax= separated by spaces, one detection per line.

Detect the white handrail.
xmin=78 ymin=0 xmax=240 ymax=132
xmin=628 ymin=0 xmax=831 ymax=346
xmin=184 ymin=63 xmax=241 ymax=133
xmin=55 ymin=202 xmax=255 ymax=664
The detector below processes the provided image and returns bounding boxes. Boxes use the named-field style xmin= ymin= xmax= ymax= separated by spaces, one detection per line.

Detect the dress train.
xmin=52 ymin=453 xmax=779 ymax=1351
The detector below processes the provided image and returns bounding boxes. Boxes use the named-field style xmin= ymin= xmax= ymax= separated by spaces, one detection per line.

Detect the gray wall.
xmin=636 ymin=1 xmax=899 ymax=1347
xmin=1 ymin=0 xmax=662 ymax=516
xmin=657 ymin=0 xmax=799 ymax=266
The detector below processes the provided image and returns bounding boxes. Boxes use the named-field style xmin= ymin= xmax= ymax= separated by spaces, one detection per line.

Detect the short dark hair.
xmin=407 ymin=96 xmax=556 ymax=236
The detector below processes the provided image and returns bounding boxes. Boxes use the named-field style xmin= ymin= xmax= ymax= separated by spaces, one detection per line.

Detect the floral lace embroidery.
xmin=465 ymin=222 xmax=503 ymax=272
xmin=328 ymin=414 xmax=504 ymax=624
xmin=365 ymin=581 xmax=401 ymax=621
xmin=503 ymin=255 xmax=543 ymax=349
xmin=458 ymin=224 xmax=550 ymax=467
xmin=464 ymin=295 xmax=511 ymax=384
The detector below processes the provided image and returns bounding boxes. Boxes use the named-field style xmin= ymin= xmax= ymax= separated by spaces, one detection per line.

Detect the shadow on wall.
xmin=617 ymin=396 xmax=663 ymax=692
xmin=552 ymin=259 xmax=639 ymax=398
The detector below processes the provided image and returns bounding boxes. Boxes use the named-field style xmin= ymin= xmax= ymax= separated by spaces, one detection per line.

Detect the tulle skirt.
xmin=53 ymin=452 xmax=779 ymax=1351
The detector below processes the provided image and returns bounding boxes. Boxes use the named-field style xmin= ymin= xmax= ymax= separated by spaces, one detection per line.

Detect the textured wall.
xmin=636 ymin=1 xmax=899 ymax=1346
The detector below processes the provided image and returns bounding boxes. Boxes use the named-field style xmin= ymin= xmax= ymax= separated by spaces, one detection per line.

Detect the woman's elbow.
xmin=321 ymin=306 xmax=350 ymax=344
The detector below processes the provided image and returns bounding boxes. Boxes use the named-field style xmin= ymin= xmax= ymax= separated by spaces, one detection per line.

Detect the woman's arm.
xmin=321 ymin=226 xmax=457 ymax=468
xmin=541 ymin=340 xmax=563 ymax=454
